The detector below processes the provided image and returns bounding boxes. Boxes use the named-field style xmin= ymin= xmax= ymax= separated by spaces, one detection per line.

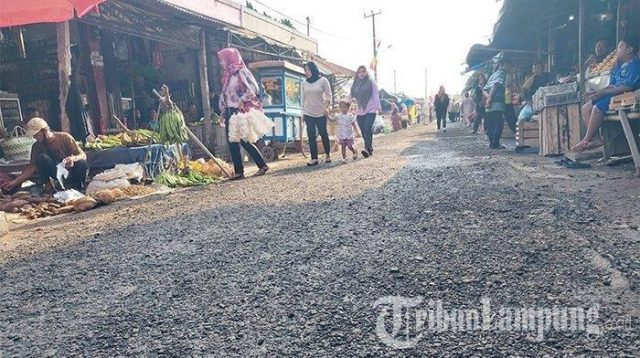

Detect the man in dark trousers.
xmin=483 ymin=55 xmax=512 ymax=149
xmin=2 ymin=118 xmax=88 ymax=192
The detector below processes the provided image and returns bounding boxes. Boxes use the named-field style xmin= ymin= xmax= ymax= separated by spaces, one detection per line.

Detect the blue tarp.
xmin=86 ymin=144 xmax=190 ymax=177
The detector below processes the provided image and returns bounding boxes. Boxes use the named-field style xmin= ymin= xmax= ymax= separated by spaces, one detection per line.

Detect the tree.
xmin=280 ymin=18 xmax=295 ymax=29
xmin=245 ymin=1 xmax=255 ymax=11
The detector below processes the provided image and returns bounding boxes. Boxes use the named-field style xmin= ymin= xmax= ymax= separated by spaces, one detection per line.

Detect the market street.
xmin=1 ymin=123 xmax=639 ymax=356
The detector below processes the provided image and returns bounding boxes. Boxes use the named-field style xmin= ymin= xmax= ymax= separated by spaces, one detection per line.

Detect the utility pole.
xmin=424 ymin=67 xmax=428 ymax=101
xmin=364 ymin=10 xmax=382 ymax=81
xmin=306 ymin=16 xmax=310 ymax=37
xmin=393 ymin=69 xmax=397 ymax=93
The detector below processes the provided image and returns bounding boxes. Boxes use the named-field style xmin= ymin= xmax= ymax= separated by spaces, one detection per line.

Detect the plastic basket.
xmin=0 ymin=126 xmax=35 ymax=162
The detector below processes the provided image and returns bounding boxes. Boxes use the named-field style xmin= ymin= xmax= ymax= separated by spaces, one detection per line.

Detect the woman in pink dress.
xmin=390 ymin=103 xmax=402 ymax=131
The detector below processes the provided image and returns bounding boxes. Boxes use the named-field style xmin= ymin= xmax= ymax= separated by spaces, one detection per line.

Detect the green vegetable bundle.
xmin=159 ymin=108 xmax=188 ymax=144
xmin=155 ymin=170 xmax=216 ymax=188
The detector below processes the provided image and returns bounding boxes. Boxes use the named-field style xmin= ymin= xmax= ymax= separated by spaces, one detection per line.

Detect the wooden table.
xmin=616 ymin=109 xmax=640 ymax=176
xmin=603 ymin=108 xmax=640 ymax=176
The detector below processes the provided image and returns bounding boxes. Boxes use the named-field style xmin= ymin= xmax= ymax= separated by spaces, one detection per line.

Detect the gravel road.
xmin=1 ymin=122 xmax=638 ymax=356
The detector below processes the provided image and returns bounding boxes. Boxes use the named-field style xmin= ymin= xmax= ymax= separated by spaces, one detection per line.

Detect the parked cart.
xmin=248 ymin=61 xmax=307 ymax=161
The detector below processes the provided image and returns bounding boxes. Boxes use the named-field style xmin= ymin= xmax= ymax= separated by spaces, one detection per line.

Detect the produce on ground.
xmin=91 ymin=188 xmax=124 ymax=205
xmin=1 ymin=192 xmax=76 ymax=219
xmin=71 ymin=196 xmax=97 ymax=212
xmin=159 ymin=108 xmax=188 ymax=144
xmin=119 ymin=185 xmax=156 ymax=197
xmin=85 ymin=130 xmax=159 ymax=150
xmin=190 ymin=159 xmax=234 ymax=179
xmin=155 ymin=169 xmax=216 ymax=188
xmin=90 ymin=185 xmax=156 ymax=205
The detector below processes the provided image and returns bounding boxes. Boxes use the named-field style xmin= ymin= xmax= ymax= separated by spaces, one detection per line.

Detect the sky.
xmin=238 ymin=0 xmax=503 ymax=98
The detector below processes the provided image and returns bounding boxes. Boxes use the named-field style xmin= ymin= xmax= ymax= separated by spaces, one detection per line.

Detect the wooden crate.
xmin=516 ymin=118 xmax=539 ymax=147
xmin=540 ymin=104 xmax=581 ymax=156
xmin=501 ymin=121 xmax=515 ymax=139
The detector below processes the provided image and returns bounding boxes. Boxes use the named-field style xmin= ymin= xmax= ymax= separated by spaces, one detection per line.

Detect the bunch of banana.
xmin=119 ymin=130 xmax=160 ymax=147
xmin=159 ymin=108 xmax=188 ymax=144
xmin=85 ymin=135 xmax=123 ymax=150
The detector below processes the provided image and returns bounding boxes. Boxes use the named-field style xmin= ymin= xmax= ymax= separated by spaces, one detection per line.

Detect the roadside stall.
xmin=532 ymin=82 xmax=582 ymax=156
xmin=247 ymin=60 xmax=306 ymax=161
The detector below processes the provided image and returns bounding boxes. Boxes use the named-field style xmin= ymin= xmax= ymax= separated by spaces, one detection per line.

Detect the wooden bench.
xmin=602 ymin=108 xmax=640 ymax=176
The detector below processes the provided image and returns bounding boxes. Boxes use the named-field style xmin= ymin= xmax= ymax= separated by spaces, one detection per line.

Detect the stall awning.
xmin=209 ymin=28 xmax=305 ymax=63
xmin=0 ymin=0 xmax=104 ymax=27
xmin=309 ymin=55 xmax=355 ymax=78
xmin=78 ymin=0 xmax=205 ymax=48
xmin=464 ymin=0 xmax=571 ymax=69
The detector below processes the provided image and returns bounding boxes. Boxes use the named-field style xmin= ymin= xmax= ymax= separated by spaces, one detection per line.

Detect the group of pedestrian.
xmin=216 ymin=48 xmax=381 ymax=179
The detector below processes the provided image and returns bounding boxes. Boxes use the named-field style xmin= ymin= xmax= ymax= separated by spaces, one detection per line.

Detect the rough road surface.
xmin=1 ymin=123 xmax=639 ymax=356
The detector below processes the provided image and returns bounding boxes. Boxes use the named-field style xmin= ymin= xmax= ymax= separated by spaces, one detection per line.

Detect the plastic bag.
xmin=114 ymin=163 xmax=144 ymax=181
xmin=86 ymin=178 xmax=131 ymax=194
xmin=373 ymin=115 xmax=385 ymax=130
xmin=54 ymin=189 xmax=85 ymax=204
xmin=518 ymin=103 xmax=534 ymax=121
xmin=93 ymin=168 xmax=127 ymax=182
xmin=55 ymin=162 xmax=69 ymax=189
xmin=228 ymin=109 xmax=274 ymax=143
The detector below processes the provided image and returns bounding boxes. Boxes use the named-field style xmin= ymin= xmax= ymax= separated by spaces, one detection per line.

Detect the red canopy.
xmin=0 ymin=0 xmax=105 ymax=28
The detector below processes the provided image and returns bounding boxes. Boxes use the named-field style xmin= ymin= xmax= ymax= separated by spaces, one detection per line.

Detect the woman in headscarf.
xmin=302 ymin=61 xmax=333 ymax=166
xmin=217 ymin=48 xmax=269 ymax=180
xmin=350 ymin=66 xmax=381 ymax=158
xmin=390 ymin=102 xmax=402 ymax=132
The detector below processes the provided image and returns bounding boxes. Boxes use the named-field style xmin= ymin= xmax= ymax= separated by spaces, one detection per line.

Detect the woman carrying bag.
xmin=217 ymin=48 xmax=269 ymax=180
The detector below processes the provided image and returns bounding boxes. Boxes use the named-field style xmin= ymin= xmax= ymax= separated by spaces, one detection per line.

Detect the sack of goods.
xmin=86 ymin=167 xmax=131 ymax=194
xmin=227 ymin=109 xmax=275 ymax=143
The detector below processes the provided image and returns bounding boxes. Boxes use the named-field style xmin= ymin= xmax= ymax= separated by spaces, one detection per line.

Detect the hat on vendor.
xmin=26 ymin=117 xmax=49 ymax=137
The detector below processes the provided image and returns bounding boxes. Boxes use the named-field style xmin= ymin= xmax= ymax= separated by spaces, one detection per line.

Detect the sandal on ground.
xmin=361 ymin=150 xmax=370 ymax=158
xmin=307 ymin=160 xmax=319 ymax=166
xmin=325 ymin=155 xmax=332 ymax=163
xmin=254 ymin=166 xmax=269 ymax=176
xmin=229 ymin=173 xmax=245 ymax=180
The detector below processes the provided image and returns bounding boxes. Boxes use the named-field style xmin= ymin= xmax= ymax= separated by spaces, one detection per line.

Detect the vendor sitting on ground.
xmin=1 ymin=118 xmax=88 ymax=193
xmin=573 ymin=36 xmax=640 ymax=153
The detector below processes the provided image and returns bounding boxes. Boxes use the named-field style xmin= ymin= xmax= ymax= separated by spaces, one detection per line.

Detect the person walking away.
xmin=350 ymin=66 xmax=381 ymax=158
xmin=472 ymin=73 xmax=487 ymax=134
xmin=217 ymin=48 xmax=269 ymax=180
xmin=503 ymin=69 xmax=519 ymax=134
xmin=400 ymin=103 xmax=409 ymax=129
xmin=390 ymin=103 xmax=402 ymax=131
xmin=434 ymin=86 xmax=449 ymax=132
xmin=483 ymin=57 xmax=510 ymax=149
xmin=460 ymin=92 xmax=475 ymax=127
xmin=2 ymin=118 xmax=88 ymax=193
xmin=302 ymin=62 xmax=333 ymax=166
xmin=336 ymin=99 xmax=361 ymax=164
